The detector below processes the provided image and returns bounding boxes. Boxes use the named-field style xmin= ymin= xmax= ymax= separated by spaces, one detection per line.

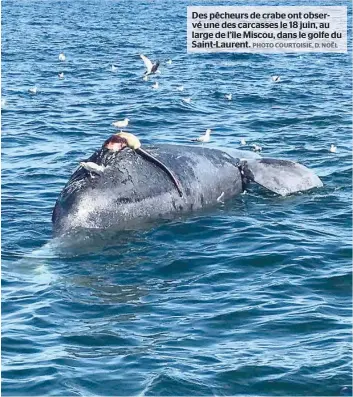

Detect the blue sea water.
xmin=1 ymin=0 xmax=352 ymax=395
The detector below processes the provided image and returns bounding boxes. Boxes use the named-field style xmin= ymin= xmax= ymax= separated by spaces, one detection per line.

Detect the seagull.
xmin=271 ymin=75 xmax=280 ymax=82
xmin=225 ymin=93 xmax=232 ymax=101
xmin=28 ymin=86 xmax=38 ymax=95
xmin=111 ymin=64 xmax=117 ymax=72
xmin=112 ymin=118 xmax=130 ymax=131
xmin=1 ymin=98 xmax=6 ymax=108
xmin=176 ymin=85 xmax=184 ymax=91
xmin=58 ymin=72 xmax=64 ymax=79
xmin=182 ymin=97 xmax=191 ymax=103
xmin=252 ymin=144 xmax=262 ymax=152
xmin=240 ymin=138 xmax=247 ymax=145
xmin=330 ymin=144 xmax=337 ymax=153
xmin=166 ymin=59 xmax=172 ymax=65
xmin=80 ymin=162 xmax=106 ymax=175
xmin=140 ymin=54 xmax=160 ymax=76
xmin=58 ymin=53 xmax=66 ymax=62
xmin=192 ymin=129 xmax=211 ymax=143
xmin=152 ymin=81 xmax=159 ymax=89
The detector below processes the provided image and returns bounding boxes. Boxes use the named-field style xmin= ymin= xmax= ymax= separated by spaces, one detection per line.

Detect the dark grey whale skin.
xmin=52 ymin=144 xmax=244 ymax=234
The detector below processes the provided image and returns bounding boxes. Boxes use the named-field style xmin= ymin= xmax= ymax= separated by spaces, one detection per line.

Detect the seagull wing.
xmin=151 ymin=61 xmax=160 ymax=73
xmin=140 ymin=54 xmax=153 ymax=73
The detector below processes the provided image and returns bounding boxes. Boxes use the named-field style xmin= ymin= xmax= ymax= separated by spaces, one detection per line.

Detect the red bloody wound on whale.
xmin=103 ymin=135 xmax=128 ymax=152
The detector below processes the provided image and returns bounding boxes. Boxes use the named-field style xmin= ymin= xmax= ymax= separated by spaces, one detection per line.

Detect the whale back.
xmin=52 ymin=144 xmax=243 ymax=233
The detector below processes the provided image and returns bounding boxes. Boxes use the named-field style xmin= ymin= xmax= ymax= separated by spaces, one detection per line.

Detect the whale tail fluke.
xmin=240 ymin=158 xmax=323 ymax=196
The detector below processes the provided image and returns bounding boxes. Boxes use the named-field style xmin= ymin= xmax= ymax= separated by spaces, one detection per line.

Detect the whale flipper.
xmin=240 ymin=158 xmax=323 ymax=196
xmin=136 ymin=148 xmax=183 ymax=197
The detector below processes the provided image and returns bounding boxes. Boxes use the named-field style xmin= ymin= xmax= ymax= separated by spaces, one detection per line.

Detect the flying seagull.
xmin=140 ymin=54 xmax=160 ymax=76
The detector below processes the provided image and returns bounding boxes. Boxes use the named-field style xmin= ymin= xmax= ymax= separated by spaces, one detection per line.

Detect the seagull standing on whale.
xmin=80 ymin=162 xmax=106 ymax=175
xmin=140 ymin=54 xmax=160 ymax=76
xmin=112 ymin=118 xmax=130 ymax=131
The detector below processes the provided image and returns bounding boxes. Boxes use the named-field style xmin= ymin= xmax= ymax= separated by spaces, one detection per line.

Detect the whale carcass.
xmin=52 ymin=138 xmax=323 ymax=234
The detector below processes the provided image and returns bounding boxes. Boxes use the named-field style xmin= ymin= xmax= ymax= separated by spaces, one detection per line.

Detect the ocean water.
xmin=1 ymin=0 xmax=352 ymax=396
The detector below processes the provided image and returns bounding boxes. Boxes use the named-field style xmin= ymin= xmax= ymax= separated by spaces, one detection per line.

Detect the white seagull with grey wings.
xmin=112 ymin=118 xmax=130 ymax=131
xmin=192 ymin=129 xmax=212 ymax=143
xmin=80 ymin=162 xmax=106 ymax=175
xmin=140 ymin=54 xmax=160 ymax=76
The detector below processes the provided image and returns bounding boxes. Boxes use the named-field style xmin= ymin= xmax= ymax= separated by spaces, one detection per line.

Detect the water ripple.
xmin=2 ymin=0 xmax=352 ymax=395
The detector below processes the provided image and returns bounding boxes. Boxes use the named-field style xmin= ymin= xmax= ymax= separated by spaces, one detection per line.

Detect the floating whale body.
xmin=52 ymin=136 xmax=323 ymax=235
